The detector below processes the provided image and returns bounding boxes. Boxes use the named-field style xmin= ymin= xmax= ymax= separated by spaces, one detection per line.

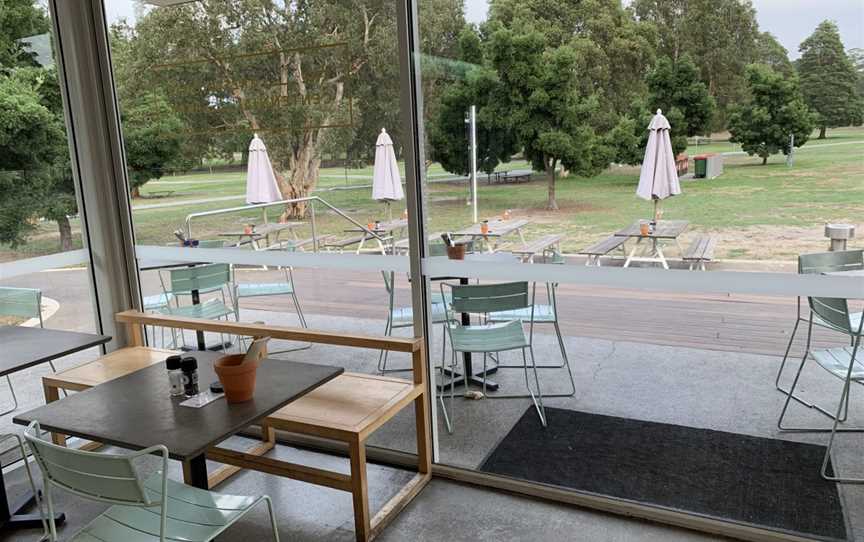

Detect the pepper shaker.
xmin=181 ymin=356 xmax=199 ymax=396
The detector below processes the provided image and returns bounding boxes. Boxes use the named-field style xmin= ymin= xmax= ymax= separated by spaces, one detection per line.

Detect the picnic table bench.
xmin=452 ymin=218 xmax=530 ymax=253
xmin=510 ymin=234 xmax=564 ymax=263
xmin=261 ymin=234 xmax=334 ymax=252
xmin=578 ymin=235 xmax=628 ymax=266
xmin=682 ymin=236 xmax=717 ymax=271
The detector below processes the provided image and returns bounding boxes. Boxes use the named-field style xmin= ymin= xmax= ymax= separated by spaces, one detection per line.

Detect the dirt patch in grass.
xmin=687 ymin=224 xmax=837 ymax=261
xmin=0 ymin=316 xmax=24 ymax=326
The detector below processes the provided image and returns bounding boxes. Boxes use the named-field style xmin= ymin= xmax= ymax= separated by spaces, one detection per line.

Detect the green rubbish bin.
xmin=694 ymin=155 xmax=708 ymax=178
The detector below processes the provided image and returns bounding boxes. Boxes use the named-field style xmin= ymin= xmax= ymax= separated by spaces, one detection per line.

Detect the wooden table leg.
xmin=349 ymin=438 xmax=371 ymax=542
xmin=42 ymin=381 xmax=66 ymax=447
xmin=183 ymin=455 xmax=209 ymax=490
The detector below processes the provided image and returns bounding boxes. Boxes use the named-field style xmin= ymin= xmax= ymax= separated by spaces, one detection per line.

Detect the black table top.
xmin=14 ymin=352 xmax=343 ymax=460
xmin=0 ymin=326 xmax=110 ymax=378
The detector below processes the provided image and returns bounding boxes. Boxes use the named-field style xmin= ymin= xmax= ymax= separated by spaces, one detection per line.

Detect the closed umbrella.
xmin=372 ymin=128 xmax=404 ymax=219
xmin=636 ymin=109 xmax=681 ymax=221
xmin=246 ymin=133 xmax=282 ymax=205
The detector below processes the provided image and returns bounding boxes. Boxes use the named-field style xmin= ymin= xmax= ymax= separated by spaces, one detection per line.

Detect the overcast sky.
xmin=105 ymin=0 xmax=863 ymax=58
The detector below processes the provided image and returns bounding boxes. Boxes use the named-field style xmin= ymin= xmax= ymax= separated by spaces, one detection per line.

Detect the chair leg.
xmin=492 ymin=322 xmax=576 ymax=398
xmin=778 ymin=347 xmax=864 ymax=433
xmin=526 ymin=347 xmax=547 ymax=427
xmin=0 ymin=375 xmax=19 ymax=416
xmin=775 ymin=317 xmax=819 ymax=408
xmin=438 ymin=349 xmax=455 ymax=434
xmin=260 ymin=496 xmax=281 ymax=541
xmin=377 ymin=318 xmax=393 ymax=374
xmin=820 ymin=340 xmax=864 ymax=483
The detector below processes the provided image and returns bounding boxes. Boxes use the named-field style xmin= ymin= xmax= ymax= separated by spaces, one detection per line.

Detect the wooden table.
xmin=452 ymin=218 xmax=530 ymax=253
xmin=615 ymin=220 xmax=689 ymax=269
xmin=14 ymin=351 xmax=342 ymax=490
xmin=0 ymin=326 xmax=109 ymax=533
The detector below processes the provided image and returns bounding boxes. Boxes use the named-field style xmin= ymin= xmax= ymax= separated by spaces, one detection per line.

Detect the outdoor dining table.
xmin=615 ymin=219 xmax=689 ymax=269
xmin=429 ymin=252 xmax=521 ymax=392
xmin=219 ymin=221 xmax=304 ymax=249
xmin=452 ymin=218 xmax=530 ymax=253
xmin=13 ymin=351 xmax=342 ymax=490
xmin=0 ymin=326 xmax=109 ymax=532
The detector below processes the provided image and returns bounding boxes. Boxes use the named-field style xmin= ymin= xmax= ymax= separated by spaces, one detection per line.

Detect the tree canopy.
xmin=797 ymin=21 xmax=864 ymax=139
xmin=728 ymin=64 xmax=815 ymax=165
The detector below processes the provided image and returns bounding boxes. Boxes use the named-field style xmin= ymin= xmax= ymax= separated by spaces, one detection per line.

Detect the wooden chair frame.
xmin=43 ymin=311 xmax=431 ymax=542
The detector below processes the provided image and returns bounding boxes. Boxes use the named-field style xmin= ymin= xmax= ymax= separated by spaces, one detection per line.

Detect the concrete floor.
xmin=1 ymin=268 xmax=862 ymax=540
xmin=0 ymin=439 xmax=728 ymax=542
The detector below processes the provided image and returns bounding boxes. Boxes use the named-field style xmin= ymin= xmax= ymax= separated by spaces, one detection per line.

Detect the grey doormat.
xmin=480 ymin=407 xmax=848 ymax=541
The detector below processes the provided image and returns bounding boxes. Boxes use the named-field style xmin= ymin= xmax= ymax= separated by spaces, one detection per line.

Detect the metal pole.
xmin=786 ymin=133 xmax=795 ymax=167
xmin=470 ymin=105 xmax=478 ymax=223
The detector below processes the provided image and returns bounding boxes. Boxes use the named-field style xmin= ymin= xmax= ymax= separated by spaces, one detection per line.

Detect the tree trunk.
xmin=131 ymin=185 xmax=141 ymax=199
xmin=57 ymin=215 xmax=73 ymax=252
xmin=761 ymin=155 xmax=768 ymax=165
xmin=546 ymin=158 xmax=558 ymax=211
xmin=818 ymin=126 xmax=826 ymax=139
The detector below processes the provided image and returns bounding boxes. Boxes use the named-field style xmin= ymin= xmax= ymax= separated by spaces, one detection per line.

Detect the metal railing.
xmin=183 ymin=196 xmax=388 ymax=252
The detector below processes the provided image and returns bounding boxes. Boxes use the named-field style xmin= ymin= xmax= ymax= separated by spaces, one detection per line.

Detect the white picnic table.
xmin=343 ymin=218 xmax=409 ymax=254
xmin=614 ymin=220 xmax=689 ymax=269
xmin=452 ymin=218 xmax=530 ymax=253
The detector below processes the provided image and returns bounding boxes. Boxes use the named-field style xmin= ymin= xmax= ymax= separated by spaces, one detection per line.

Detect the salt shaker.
xmin=181 ymin=356 xmax=199 ymax=396
xmin=166 ymin=355 xmax=184 ymax=397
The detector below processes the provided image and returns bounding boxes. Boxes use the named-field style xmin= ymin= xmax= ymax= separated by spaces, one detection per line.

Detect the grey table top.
xmin=0 ymin=326 xmax=110 ymax=378
xmin=615 ymin=220 xmax=690 ymax=239
xmin=14 ymin=352 xmax=343 ymax=460
xmin=453 ymin=218 xmax=530 ymax=238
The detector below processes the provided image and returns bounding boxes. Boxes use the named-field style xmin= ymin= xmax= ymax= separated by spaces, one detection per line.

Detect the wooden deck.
xmin=235 ymin=267 xmax=852 ymax=360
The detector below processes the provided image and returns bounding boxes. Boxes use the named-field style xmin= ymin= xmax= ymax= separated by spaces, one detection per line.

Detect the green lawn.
xmin=3 ymin=127 xmax=862 ymax=263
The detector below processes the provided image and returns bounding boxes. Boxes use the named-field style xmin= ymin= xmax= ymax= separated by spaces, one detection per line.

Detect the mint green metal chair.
xmin=777 ymin=296 xmax=864 ymax=483
xmin=157 ymin=263 xmax=236 ymax=349
xmin=24 ymin=421 xmax=280 ymax=541
xmin=776 ymin=250 xmax=863 ymax=417
xmin=233 ymin=265 xmax=310 ymax=353
xmin=440 ymin=281 xmax=546 ymax=433
xmin=486 ymin=280 xmax=575 ymax=397
xmin=0 ymin=286 xmax=64 ymax=414
xmin=377 ymin=271 xmax=454 ymax=374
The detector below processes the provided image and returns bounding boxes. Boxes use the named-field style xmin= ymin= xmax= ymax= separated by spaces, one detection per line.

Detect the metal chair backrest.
xmin=169 ymin=263 xmax=231 ymax=295
xmin=808 ymin=297 xmax=855 ymax=335
xmin=449 ymin=281 xmax=530 ymax=314
xmin=23 ymin=421 xmax=165 ymax=507
xmin=0 ymin=287 xmax=42 ymax=323
xmin=799 ymin=250 xmax=864 ymax=275
xmin=197 ymin=240 xmax=226 ymax=248
xmin=428 ymin=242 xmax=448 ymax=257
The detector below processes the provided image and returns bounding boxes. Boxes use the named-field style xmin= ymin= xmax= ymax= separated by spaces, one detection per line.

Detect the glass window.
xmin=0 ymin=2 xmax=100 ymax=446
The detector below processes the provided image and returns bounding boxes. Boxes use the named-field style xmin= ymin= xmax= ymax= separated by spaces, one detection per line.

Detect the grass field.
xmin=3 ymin=127 xmax=862 ymax=263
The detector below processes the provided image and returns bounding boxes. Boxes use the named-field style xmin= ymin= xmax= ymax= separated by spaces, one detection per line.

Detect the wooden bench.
xmin=510 ymin=234 xmax=564 ymax=263
xmin=578 ymin=235 xmax=628 ymax=266
xmin=683 ymin=236 xmax=717 ymax=271
xmin=45 ymin=312 xmax=430 ymax=542
xmin=323 ymin=235 xmax=367 ymax=252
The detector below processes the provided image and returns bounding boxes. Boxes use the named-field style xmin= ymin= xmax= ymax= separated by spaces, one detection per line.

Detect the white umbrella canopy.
xmin=246 ymin=133 xmax=282 ymax=205
xmin=636 ymin=109 xmax=681 ymax=219
xmin=372 ymin=128 xmax=404 ymax=217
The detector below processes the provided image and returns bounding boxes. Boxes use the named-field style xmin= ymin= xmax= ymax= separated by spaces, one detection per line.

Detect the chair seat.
xmin=810 ymin=346 xmax=864 ymax=381
xmin=392 ymin=304 xmax=450 ymax=327
xmin=142 ymin=293 xmax=174 ymax=311
xmin=813 ymin=311 xmax=863 ymax=336
xmin=236 ymin=282 xmax=295 ymax=298
xmin=450 ymin=320 xmax=529 ymax=353
xmin=74 ymin=474 xmax=257 ymax=542
xmin=487 ymin=304 xmax=556 ymax=323
xmin=159 ymin=299 xmax=233 ymax=320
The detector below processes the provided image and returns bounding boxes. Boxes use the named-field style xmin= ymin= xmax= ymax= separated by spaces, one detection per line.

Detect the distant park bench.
xmin=578 ymin=235 xmax=628 ymax=266
xmin=682 ymin=236 xmax=717 ymax=271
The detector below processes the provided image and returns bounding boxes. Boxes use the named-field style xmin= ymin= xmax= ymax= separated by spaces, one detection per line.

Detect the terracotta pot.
xmin=214 ymin=354 xmax=258 ymax=403
xmin=446 ymin=244 xmax=466 ymax=260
